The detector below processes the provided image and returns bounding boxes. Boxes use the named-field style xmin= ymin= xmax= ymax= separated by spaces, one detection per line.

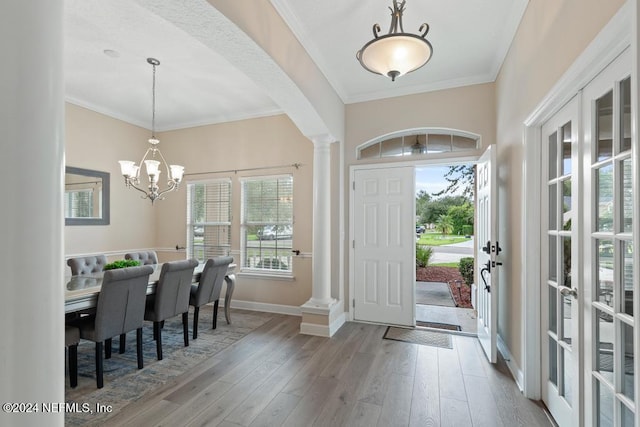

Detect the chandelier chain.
xmin=151 ymin=62 xmax=156 ymax=139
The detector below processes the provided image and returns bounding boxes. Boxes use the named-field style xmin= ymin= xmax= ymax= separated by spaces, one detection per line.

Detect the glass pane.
xmin=622 ymin=158 xmax=633 ymax=233
xmin=596 ymin=90 xmax=613 ymax=161
xmin=597 ymin=164 xmax=614 ymax=232
xmin=549 ymin=131 xmax=558 ymax=179
xmin=562 ymin=121 xmax=572 ymax=175
xmin=405 ymin=134 xmax=426 ymax=155
xmin=621 ymin=77 xmax=632 ymax=152
xmin=549 ymin=235 xmax=557 ymax=282
xmin=562 ymin=347 xmax=573 ymax=405
xmin=622 ymin=321 xmax=635 ymax=401
xmin=561 ymin=293 xmax=572 ymax=344
xmin=597 ymin=381 xmax=614 ymax=427
xmin=549 ymin=336 xmax=558 ymax=386
xmin=561 ymin=236 xmax=572 ymax=289
xmin=623 ymin=241 xmax=634 ymax=316
xmin=549 ymin=285 xmax=557 ymax=334
xmin=596 ymin=308 xmax=614 ymax=383
xmin=549 ymin=183 xmax=557 ymax=230
xmin=562 ymin=180 xmax=572 ymax=230
xmin=360 ymin=143 xmax=380 ymax=159
xmin=597 ymin=239 xmax=614 ymax=308
xmin=452 ymin=134 xmax=477 ymax=151
xmin=380 ymin=137 xmax=403 ymax=157
xmin=621 ymin=402 xmax=635 ymax=427
xmin=427 ymin=134 xmax=452 ymax=153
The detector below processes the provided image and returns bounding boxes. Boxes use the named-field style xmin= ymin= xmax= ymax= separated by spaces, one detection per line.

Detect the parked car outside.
xmin=257 ymin=225 xmax=293 ymax=240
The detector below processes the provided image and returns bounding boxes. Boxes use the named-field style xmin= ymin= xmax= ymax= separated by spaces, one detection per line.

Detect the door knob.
xmin=560 ymin=286 xmax=578 ymax=299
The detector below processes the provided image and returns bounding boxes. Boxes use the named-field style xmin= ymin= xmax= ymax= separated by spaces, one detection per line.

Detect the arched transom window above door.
xmin=357 ymin=128 xmax=481 ymax=160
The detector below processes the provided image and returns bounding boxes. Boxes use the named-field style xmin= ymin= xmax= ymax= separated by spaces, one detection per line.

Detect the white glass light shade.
xmin=170 ymin=165 xmax=184 ymax=182
xmin=144 ymin=160 xmax=160 ymax=176
xmin=119 ymin=160 xmax=136 ymax=177
xmin=358 ymin=34 xmax=432 ymax=80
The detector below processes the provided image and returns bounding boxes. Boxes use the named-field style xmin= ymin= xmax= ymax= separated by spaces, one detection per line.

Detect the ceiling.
xmin=64 ymin=0 xmax=529 ymax=132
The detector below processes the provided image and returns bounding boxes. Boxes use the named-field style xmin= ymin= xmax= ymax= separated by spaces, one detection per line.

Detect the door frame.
xmin=348 ymin=156 xmax=480 ymax=323
xmin=521 ymin=3 xmax=633 ymax=399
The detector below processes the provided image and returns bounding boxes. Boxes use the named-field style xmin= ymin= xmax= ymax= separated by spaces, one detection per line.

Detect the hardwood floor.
xmin=108 ymin=312 xmax=553 ymax=427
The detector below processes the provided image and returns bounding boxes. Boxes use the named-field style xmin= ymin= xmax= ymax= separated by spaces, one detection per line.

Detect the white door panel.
xmin=476 ymin=145 xmax=499 ymax=363
xmin=353 ymin=167 xmax=415 ymax=326
xmin=541 ymin=95 xmax=580 ymax=427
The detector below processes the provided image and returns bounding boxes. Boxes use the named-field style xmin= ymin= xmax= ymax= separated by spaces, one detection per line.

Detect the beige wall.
xmin=65 ymin=103 xmax=157 ymax=258
xmin=154 ymin=114 xmax=315 ymax=307
xmin=346 ymin=83 xmax=496 ymax=161
xmin=495 ymin=0 xmax=625 ymax=367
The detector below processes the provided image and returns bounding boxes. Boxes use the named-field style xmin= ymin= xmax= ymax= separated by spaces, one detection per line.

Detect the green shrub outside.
xmin=416 ymin=245 xmax=433 ymax=268
xmin=458 ymin=257 xmax=474 ymax=286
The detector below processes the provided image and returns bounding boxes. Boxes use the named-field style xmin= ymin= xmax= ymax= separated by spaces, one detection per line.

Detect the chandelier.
xmin=118 ymin=58 xmax=184 ymax=204
xmin=356 ymin=0 xmax=433 ymax=81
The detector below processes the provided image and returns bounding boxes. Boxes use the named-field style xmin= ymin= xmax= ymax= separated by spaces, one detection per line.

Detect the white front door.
xmin=541 ymin=95 xmax=581 ymax=427
xmin=353 ymin=166 xmax=415 ymax=326
xmin=476 ymin=145 xmax=499 ymax=362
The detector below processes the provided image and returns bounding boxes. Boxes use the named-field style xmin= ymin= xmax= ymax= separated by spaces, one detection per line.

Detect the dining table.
xmin=65 ymin=262 xmax=237 ymax=324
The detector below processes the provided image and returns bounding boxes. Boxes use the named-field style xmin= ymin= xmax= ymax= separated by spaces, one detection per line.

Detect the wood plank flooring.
xmin=107 ymin=311 xmax=553 ymax=427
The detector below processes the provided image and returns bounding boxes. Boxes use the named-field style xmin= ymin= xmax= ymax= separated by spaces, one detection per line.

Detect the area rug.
xmin=416 ymin=320 xmax=462 ymax=331
xmin=383 ymin=326 xmax=453 ymax=349
xmin=65 ymin=307 xmax=273 ymax=426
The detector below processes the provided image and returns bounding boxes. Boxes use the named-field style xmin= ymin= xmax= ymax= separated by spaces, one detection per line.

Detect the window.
xmin=357 ymin=129 xmax=480 ymax=159
xmin=241 ymin=175 xmax=293 ymax=274
xmin=187 ymin=179 xmax=231 ymax=262
xmin=64 ymin=190 xmax=95 ymax=218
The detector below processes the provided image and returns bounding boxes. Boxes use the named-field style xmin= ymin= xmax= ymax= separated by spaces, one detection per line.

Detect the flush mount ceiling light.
xmin=118 ymin=58 xmax=184 ymax=204
xmin=356 ymin=0 xmax=433 ymax=81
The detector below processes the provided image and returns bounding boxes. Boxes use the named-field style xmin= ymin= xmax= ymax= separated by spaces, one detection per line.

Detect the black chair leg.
xmin=154 ymin=321 xmax=163 ymax=360
xmin=136 ymin=328 xmax=144 ymax=369
xmin=69 ymin=344 xmax=78 ymax=388
xmin=105 ymin=338 xmax=112 ymax=359
xmin=95 ymin=342 xmax=104 ymax=389
xmin=213 ymin=300 xmax=219 ymax=330
xmin=193 ymin=306 xmax=199 ymax=339
xmin=119 ymin=333 xmax=126 ymax=354
xmin=182 ymin=312 xmax=189 ymax=347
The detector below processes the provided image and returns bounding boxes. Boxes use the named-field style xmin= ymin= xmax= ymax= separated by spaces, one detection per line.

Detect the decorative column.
xmin=300 ymin=135 xmax=345 ymax=337
xmin=0 ymin=2 xmax=65 ymax=426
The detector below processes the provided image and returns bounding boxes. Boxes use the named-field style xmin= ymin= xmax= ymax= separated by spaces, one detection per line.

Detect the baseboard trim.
xmin=498 ymin=334 xmax=524 ymax=392
xmin=300 ymin=312 xmax=346 ymax=337
xmin=220 ymin=299 xmax=301 ymax=317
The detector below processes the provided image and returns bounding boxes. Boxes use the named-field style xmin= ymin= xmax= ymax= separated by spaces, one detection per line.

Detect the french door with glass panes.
xmin=542 ymin=95 xmax=581 ymax=427
xmin=542 ymin=49 xmax=635 ymax=427
xmin=582 ymin=50 xmax=634 ymax=427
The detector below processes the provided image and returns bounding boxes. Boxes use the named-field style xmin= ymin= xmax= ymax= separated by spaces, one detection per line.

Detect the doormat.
xmin=383 ymin=326 xmax=453 ymax=349
xmin=415 ymin=321 xmax=462 ymax=331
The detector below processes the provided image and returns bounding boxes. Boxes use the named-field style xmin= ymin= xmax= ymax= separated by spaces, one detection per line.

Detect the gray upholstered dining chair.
xmin=125 ymin=251 xmax=158 ymax=265
xmin=189 ymin=256 xmax=233 ymax=339
xmin=144 ymin=259 xmax=198 ymax=360
xmin=65 ymin=325 xmax=80 ymax=388
xmin=73 ymin=265 xmax=154 ymax=388
xmin=67 ymin=255 xmax=108 ymax=275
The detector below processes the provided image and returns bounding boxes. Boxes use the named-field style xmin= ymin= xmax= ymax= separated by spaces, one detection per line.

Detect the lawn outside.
xmin=417 ymin=232 xmax=471 ymax=246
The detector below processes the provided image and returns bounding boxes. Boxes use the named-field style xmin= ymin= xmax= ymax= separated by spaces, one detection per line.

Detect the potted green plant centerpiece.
xmin=103 ymin=260 xmax=141 ymax=270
